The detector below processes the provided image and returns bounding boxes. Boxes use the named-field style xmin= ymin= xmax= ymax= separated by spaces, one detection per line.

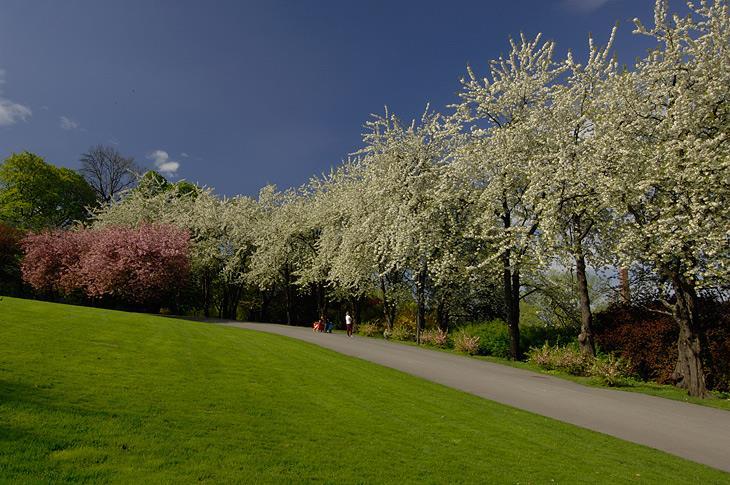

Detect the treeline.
xmin=1 ymin=1 xmax=728 ymax=398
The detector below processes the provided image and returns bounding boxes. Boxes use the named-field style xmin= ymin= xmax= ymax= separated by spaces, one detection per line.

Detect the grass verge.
xmin=380 ymin=333 xmax=730 ymax=411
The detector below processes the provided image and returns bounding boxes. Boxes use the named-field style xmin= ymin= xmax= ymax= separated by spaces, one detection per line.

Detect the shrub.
xmin=558 ymin=347 xmax=591 ymax=376
xmin=595 ymin=302 xmax=730 ymax=392
xmin=420 ymin=328 xmax=449 ymax=348
xmin=454 ymin=320 xmax=511 ymax=357
xmin=528 ymin=343 xmax=591 ymax=376
xmin=520 ymin=322 xmax=578 ymax=350
xmin=591 ymin=354 xmax=633 ymax=387
xmin=358 ymin=321 xmax=382 ymax=337
xmin=383 ymin=324 xmax=413 ymax=342
xmin=453 ymin=331 xmax=480 ymax=355
xmin=705 ymin=303 xmax=730 ymax=392
xmin=594 ymin=305 xmax=677 ymax=384
xmin=529 ymin=342 xmax=633 ymax=384
xmin=528 ymin=343 xmax=554 ymax=369
xmin=393 ymin=313 xmax=417 ymax=334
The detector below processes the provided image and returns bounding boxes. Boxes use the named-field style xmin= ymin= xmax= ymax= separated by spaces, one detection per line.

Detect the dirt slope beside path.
xmin=216 ymin=321 xmax=730 ymax=473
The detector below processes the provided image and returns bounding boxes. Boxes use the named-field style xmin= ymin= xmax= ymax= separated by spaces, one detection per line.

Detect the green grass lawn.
xmin=1 ymin=297 xmax=728 ymax=483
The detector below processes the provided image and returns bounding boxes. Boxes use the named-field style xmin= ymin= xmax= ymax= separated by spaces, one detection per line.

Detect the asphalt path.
xmin=215 ymin=321 xmax=730 ymax=473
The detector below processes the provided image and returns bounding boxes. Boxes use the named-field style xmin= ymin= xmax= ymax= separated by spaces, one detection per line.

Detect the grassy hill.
xmin=0 ymin=297 xmax=727 ymax=483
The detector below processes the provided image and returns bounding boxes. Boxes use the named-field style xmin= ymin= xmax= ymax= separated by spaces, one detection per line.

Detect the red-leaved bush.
xmin=594 ymin=305 xmax=677 ymax=384
xmin=21 ymin=224 xmax=190 ymax=306
xmin=595 ymin=303 xmax=730 ymax=391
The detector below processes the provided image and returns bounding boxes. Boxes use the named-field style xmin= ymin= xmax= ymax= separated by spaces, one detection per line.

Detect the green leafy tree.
xmin=0 ymin=223 xmax=23 ymax=295
xmin=0 ymin=152 xmax=96 ymax=230
xmin=135 ymin=170 xmax=171 ymax=197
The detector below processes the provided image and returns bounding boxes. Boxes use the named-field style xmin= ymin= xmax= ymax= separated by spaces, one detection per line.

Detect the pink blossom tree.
xmin=78 ymin=225 xmax=190 ymax=304
xmin=22 ymin=224 xmax=190 ymax=307
xmin=21 ymin=229 xmax=92 ymax=295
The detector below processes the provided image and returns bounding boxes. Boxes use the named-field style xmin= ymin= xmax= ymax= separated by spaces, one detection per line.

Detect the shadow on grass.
xmin=0 ymin=378 xmax=130 ymax=481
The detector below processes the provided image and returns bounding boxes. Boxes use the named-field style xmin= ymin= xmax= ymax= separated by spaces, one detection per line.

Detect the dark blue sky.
xmin=0 ymin=0 xmax=684 ymax=196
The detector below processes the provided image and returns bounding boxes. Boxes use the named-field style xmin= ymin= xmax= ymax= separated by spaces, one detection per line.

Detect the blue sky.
xmin=0 ymin=0 xmax=684 ymax=196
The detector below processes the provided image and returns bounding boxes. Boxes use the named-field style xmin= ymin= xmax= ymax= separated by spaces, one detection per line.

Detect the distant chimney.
xmin=619 ymin=267 xmax=630 ymax=303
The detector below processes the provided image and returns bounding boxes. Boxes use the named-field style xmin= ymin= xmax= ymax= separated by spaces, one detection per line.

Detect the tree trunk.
xmin=619 ymin=266 xmax=631 ymax=303
xmin=218 ymin=283 xmax=227 ymax=319
xmin=436 ymin=294 xmax=449 ymax=333
xmin=225 ymin=284 xmax=241 ymax=320
xmin=500 ymin=205 xmax=522 ymax=360
xmin=285 ymin=284 xmax=292 ymax=325
xmin=316 ymin=282 xmax=328 ymax=318
xmin=509 ymin=270 xmax=521 ymax=360
xmin=575 ymin=251 xmax=596 ymax=356
xmin=669 ymin=273 xmax=709 ymax=398
xmin=503 ymin=250 xmax=522 ymax=360
xmin=352 ymin=294 xmax=362 ymax=328
xmin=380 ymin=275 xmax=396 ymax=330
xmin=225 ymin=287 xmax=233 ymax=319
xmin=283 ymin=265 xmax=293 ymax=325
xmin=260 ymin=289 xmax=272 ymax=322
xmin=202 ymin=273 xmax=212 ymax=318
xmin=415 ymin=265 xmax=427 ymax=345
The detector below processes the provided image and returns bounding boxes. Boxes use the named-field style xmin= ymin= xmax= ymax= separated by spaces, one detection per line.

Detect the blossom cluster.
xmin=21 ymin=224 xmax=190 ymax=304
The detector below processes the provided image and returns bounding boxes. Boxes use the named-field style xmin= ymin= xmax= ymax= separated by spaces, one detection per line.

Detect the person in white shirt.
xmin=345 ymin=312 xmax=353 ymax=337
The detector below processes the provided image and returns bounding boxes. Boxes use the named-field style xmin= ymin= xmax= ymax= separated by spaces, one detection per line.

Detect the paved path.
xmin=216 ymin=321 xmax=730 ymax=473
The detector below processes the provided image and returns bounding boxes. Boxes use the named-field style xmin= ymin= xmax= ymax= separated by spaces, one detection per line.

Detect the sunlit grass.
xmin=0 ymin=297 xmax=726 ymax=483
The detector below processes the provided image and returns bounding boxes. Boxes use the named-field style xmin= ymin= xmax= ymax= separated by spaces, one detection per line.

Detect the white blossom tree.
xmin=598 ymin=0 xmax=729 ymax=397
xmin=247 ymin=185 xmax=321 ymax=324
xmin=302 ymin=161 xmax=379 ymax=324
xmin=454 ymin=34 xmax=566 ymax=359
xmin=530 ymin=28 xmax=618 ymax=356
xmin=92 ymin=176 xmax=257 ymax=318
xmin=354 ymin=107 xmax=466 ymax=340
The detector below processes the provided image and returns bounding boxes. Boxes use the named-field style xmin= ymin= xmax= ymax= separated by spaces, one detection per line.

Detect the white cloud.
xmin=180 ymin=152 xmax=189 ymax=158
xmin=0 ymin=69 xmax=32 ymax=127
xmin=0 ymin=99 xmax=31 ymax=126
xmin=149 ymin=149 xmax=169 ymax=165
xmin=561 ymin=0 xmax=610 ymax=13
xmin=147 ymin=149 xmax=180 ymax=175
xmin=60 ymin=116 xmax=79 ymax=130
xmin=158 ymin=161 xmax=180 ymax=174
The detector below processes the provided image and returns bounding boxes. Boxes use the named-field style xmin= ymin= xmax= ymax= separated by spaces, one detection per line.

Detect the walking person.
xmin=312 ymin=316 xmax=324 ymax=333
xmin=345 ymin=312 xmax=353 ymax=337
